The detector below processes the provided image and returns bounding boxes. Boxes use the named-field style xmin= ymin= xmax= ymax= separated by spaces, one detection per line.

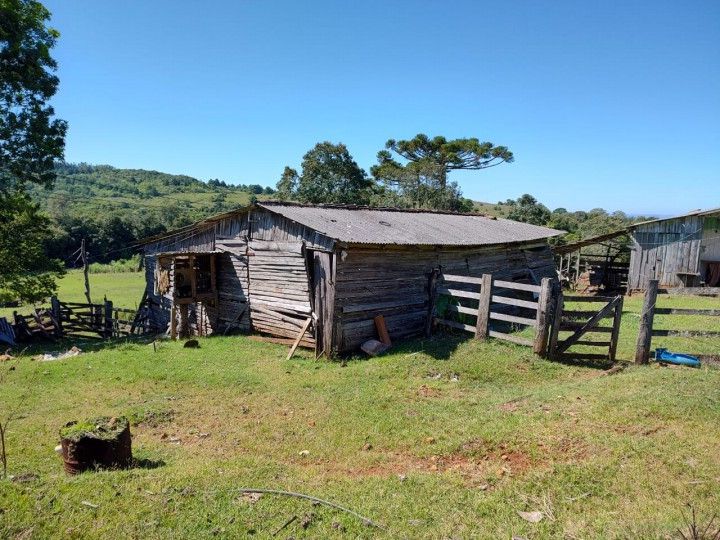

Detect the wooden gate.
xmin=549 ymin=294 xmax=623 ymax=361
xmin=432 ymin=272 xmax=554 ymax=355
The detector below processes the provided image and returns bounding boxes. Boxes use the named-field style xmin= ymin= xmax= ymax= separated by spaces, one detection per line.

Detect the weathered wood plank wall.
xmin=333 ymin=243 xmax=556 ymax=353
xmin=628 ymin=216 xmax=703 ymax=290
xmin=250 ymin=209 xmax=335 ymax=252
xmin=248 ymin=240 xmax=315 ymax=348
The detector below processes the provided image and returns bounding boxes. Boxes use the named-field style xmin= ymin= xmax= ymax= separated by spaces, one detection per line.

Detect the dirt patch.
xmin=417 ymin=385 xmax=442 ymax=398
xmin=553 ymin=436 xmax=591 ymax=461
xmin=294 ymin=439 xmax=539 ymax=485
xmin=499 ymin=397 xmax=529 ymax=412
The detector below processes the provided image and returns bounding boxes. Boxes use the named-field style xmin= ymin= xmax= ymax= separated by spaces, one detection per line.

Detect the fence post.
xmin=104 ymin=299 xmax=113 ymax=339
xmin=547 ymin=285 xmax=564 ymax=360
xmin=50 ymin=296 xmax=63 ymax=339
xmin=609 ymin=296 xmax=624 ymax=361
xmin=425 ymin=268 xmax=440 ymax=337
xmin=635 ymin=279 xmax=658 ymax=364
xmin=475 ymin=274 xmax=492 ymax=339
xmin=533 ymin=278 xmax=553 ymax=357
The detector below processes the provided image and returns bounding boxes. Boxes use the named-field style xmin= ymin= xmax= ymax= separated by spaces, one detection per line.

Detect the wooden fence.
xmin=51 ymin=297 xmax=151 ymax=339
xmin=635 ymin=279 xmax=720 ymax=363
xmin=5 ymin=297 xmax=150 ymax=344
xmin=433 ymin=273 xmax=554 ymax=356
xmin=549 ymin=294 xmax=623 ymax=361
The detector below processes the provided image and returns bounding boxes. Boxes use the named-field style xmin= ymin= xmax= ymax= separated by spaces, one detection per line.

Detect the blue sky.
xmin=45 ymin=0 xmax=719 ymax=215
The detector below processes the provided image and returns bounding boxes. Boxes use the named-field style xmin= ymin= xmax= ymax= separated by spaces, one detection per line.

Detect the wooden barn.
xmin=139 ymin=202 xmax=562 ymax=355
xmin=627 ymin=208 xmax=720 ymax=291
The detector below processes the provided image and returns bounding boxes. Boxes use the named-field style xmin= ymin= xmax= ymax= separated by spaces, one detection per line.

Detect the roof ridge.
xmin=258 ymin=200 xmax=496 ymax=219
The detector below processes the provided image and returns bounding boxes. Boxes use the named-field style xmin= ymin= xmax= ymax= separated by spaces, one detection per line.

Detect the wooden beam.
xmin=424 ymin=268 xmax=440 ymax=337
xmin=548 ymin=291 xmax=564 ymax=360
xmin=494 ymin=279 xmax=542 ymax=293
xmin=441 ymin=273 xmax=484 ymax=285
xmin=491 ymin=295 xmax=539 ymax=310
xmin=557 ymin=296 xmax=620 ymax=354
xmin=374 ymin=315 xmax=392 ymax=346
xmin=608 ymin=296 xmax=623 ymax=361
xmin=287 ymin=317 xmax=312 ymax=360
xmin=475 ymin=274 xmax=492 ymax=339
xmin=437 ymin=287 xmax=481 ymax=300
xmin=635 ymin=280 xmax=658 ymax=364
xmin=489 ymin=312 xmax=537 ymax=327
xmin=533 ymin=277 xmax=553 ymax=356
xmin=651 ymin=329 xmax=720 ymax=337
xmin=653 ymin=308 xmax=720 ymax=316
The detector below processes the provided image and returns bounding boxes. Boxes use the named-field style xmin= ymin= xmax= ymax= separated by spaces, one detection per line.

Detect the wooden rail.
xmin=635 ymin=280 xmax=720 ymax=363
xmin=434 ymin=273 xmax=554 ymax=355
xmin=548 ymin=292 xmax=623 ymax=362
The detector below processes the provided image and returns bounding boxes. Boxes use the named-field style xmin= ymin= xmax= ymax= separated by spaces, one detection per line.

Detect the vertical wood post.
xmin=179 ymin=304 xmax=189 ymax=338
xmin=533 ymin=277 xmax=553 ymax=356
xmin=475 ymin=274 xmax=492 ymax=339
xmin=425 ymin=268 xmax=440 ymax=337
xmin=608 ymin=296 xmax=623 ymax=361
xmin=635 ymin=279 xmax=658 ymax=364
xmin=50 ymin=296 xmax=63 ymax=339
xmin=547 ymin=286 xmax=564 ymax=360
xmin=104 ymin=299 xmax=113 ymax=338
xmin=575 ymin=250 xmax=581 ymax=282
xmin=170 ymin=304 xmax=177 ymax=339
xmin=81 ymin=238 xmax=91 ymax=304
xmin=374 ymin=315 xmax=392 ymax=346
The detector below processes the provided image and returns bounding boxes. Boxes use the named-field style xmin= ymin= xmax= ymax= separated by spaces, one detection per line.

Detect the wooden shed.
xmin=139 ymin=202 xmax=562 ymax=355
xmin=627 ymin=208 xmax=720 ymax=291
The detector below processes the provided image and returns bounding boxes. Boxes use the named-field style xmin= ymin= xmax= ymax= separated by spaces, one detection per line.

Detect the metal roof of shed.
xmin=628 ymin=207 xmax=720 ymax=229
xmin=258 ymin=202 xmax=562 ymax=246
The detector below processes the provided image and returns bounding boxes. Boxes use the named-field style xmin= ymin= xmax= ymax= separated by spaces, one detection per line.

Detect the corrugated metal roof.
xmin=259 ymin=202 xmax=562 ymax=246
xmin=628 ymin=207 xmax=720 ymax=229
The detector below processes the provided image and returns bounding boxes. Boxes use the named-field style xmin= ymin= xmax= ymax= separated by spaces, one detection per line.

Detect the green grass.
xmin=0 ymin=270 xmax=145 ymax=319
xmin=1 ymin=331 xmax=719 ymax=538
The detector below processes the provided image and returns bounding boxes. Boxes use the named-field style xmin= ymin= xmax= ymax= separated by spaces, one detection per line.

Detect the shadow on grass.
xmin=132 ymin=457 xmax=166 ymax=470
xmin=10 ymin=333 xmax=160 ymax=358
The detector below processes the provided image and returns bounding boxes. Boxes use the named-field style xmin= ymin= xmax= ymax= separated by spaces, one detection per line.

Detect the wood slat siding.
xmin=141 ymin=208 xmax=558 ymax=352
xmin=250 ymin=209 xmax=335 ymax=252
xmin=628 ymin=215 xmax=704 ymax=290
xmin=248 ymin=240 xmax=315 ymax=347
xmin=333 ymin=243 xmax=556 ymax=353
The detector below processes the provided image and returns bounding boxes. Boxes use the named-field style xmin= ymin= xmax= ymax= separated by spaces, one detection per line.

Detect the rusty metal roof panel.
xmin=258 ymin=202 xmax=562 ymax=246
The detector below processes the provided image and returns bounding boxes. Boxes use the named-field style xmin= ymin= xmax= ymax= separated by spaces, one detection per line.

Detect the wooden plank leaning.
xmin=287 ymin=318 xmax=313 ymax=360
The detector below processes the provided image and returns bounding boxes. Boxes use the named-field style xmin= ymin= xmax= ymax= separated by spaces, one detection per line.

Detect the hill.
xmin=32 ymin=164 xmax=274 ymax=264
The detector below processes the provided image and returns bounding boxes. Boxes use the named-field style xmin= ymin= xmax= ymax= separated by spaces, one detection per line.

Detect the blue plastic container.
xmin=654 ymin=348 xmax=701 ymax=368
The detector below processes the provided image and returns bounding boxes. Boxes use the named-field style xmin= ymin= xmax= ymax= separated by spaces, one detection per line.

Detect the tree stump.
xmin=60 ymin=416 xmax=132 ymax=475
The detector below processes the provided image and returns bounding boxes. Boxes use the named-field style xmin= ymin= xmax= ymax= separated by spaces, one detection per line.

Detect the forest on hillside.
xmin=29 ymin=164 xmax=648 ymax=271
xmin=31 ymin=163 xmax=275 ymax=266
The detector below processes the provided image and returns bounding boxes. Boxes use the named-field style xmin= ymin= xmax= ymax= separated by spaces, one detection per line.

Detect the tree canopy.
xmin=383 ymin=134 xmax=513 ymax=188
xmin=506 ymin=194 xmax=551 ymax=226
xmin=278 ymin=142 xmax=372 ymax=205
xmin=0 ymin=0 xmax=66 ymax=302
xmin=368 ymin=133 xmax=512 ymax=212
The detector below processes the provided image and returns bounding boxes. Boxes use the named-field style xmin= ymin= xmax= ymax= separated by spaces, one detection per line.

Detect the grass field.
xmin=0 ymin=270 xmax=145 ymax=320
xmin=1 ymin=289 xmax=720 ymax=538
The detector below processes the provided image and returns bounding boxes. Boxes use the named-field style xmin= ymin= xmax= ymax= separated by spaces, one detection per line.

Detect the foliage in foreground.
xmin=0 ymin=0 xmax=67 ymax=302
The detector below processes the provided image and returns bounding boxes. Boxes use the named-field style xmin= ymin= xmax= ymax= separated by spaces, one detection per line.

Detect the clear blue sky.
xmin=45 ymin=0 xmax=719 ymax=215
